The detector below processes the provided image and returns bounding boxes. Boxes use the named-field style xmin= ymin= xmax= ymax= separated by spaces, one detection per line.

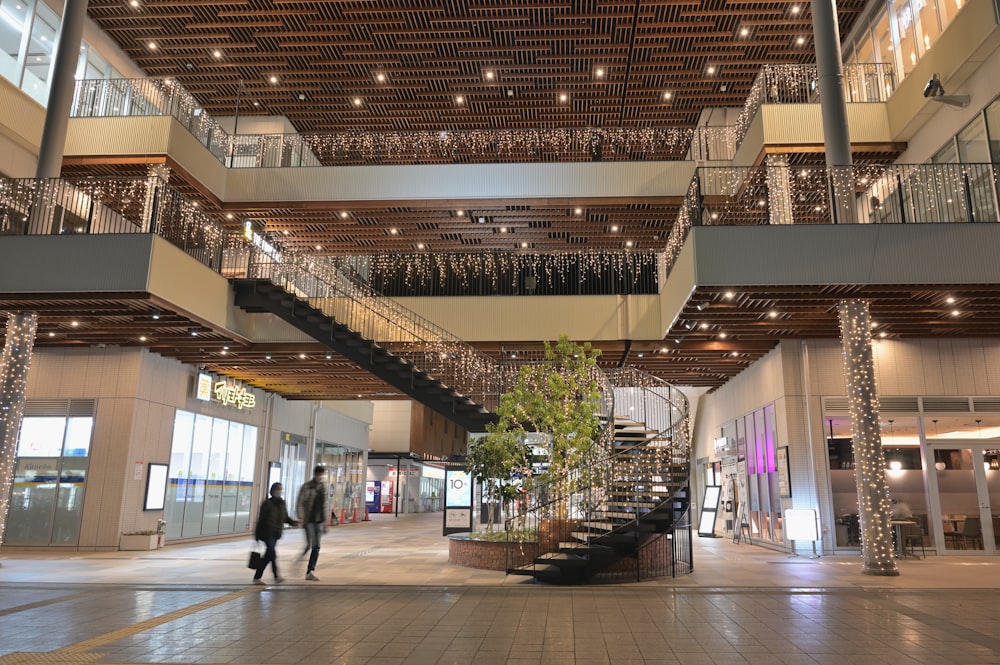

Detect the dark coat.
xmin=254 ymin=496 xmax=293 ymax=541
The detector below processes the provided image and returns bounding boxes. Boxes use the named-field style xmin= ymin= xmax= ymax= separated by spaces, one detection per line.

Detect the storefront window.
xmin=6 ymin=409 xmax=94 ymax=547
xmin=315 ymin=441 xmax=365 ymax=522
xmin=164 ymin=410 xmax=257 ymax=540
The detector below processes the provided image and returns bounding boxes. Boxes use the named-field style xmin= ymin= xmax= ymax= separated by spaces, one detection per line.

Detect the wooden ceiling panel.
xmin=87 ymin=0 xmax=868 ymax=131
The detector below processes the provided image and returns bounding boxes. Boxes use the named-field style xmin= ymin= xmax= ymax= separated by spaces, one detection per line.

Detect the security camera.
xmin=923 ymin=74 xmax=944 ymax=98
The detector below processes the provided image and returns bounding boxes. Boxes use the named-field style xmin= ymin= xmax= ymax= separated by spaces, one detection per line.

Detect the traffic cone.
xmin=341 ymin=507 xmax=348 ymax=524
xmin=364 ymin=506 xmax=370 ymax=521
xmin=352 ymin=506 xmax=359 ymax=523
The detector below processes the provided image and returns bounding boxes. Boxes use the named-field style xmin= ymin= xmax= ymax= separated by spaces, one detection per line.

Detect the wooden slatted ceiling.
xmin=6 ymin=283 xmax=1000 ymax=392
xmin=86 ymin=0 xmax=867 ymax=132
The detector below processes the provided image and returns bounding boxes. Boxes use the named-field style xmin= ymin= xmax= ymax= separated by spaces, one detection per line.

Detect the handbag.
xmin=248 ymin=549 xmax=262 ymax=569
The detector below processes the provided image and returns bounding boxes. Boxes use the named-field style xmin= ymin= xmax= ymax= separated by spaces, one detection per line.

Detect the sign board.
xmin=785 ymin=508 xmax=820 ymax=542
xmin=698 ymin=485 xmax=722 ymax=537
xmin=777 ymin=446 xmax=791 ymax=497
xmin=443 ymin=468 xmax=473 ymax=535
xmin=144 ymin=463 xmax=168 ymax=511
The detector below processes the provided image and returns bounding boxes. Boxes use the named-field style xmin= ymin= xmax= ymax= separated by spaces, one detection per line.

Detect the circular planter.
xmin=448 ymin=534 xmax=540 ymax=571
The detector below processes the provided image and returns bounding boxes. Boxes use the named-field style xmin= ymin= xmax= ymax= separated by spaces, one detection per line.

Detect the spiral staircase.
xmin=506 ymin=367 xmax=692 ymax=584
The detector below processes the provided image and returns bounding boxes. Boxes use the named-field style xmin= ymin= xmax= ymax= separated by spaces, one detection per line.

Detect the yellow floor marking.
xmin=58 ymin=586 xmax=263 ymax=654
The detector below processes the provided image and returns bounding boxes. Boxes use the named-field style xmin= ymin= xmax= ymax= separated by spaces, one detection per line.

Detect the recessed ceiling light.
xmin=791 ymin=4 xmax=801 ymax=13
xmin=769 ymin=310 xmax=778 ymax=318
xmin=625 ymin=240 xmax=634 ymax=248
xmin=710 ymin=212 xmax=719 ymax=220
xmin=594 ymin=67 xmax=605 ymax=78
xmin=724 ymin=291 xmax=734 ymax=299
xmin=417 ymin=243 xmax=425 ymax=250
xmin=212 ymin=49 xmax=223 ymax=59
xmin=71 ymin=321 xmax=79 ymax=327
xmin=700 ymin=323 xmax=709 ymax=329
xmin=265 ymin=353 xmax=272 ymax=360
xmin=559 ymin=93 xmax=569 ymax=102
xmin=663 ymin=91 xmax=673 ymax=100
xmin=253 ymin=100 xmax=260 ymax=107
xmin=457 ymin=210 xmax=464 ymax=217
xmin=269 ymin=75 xmax=279 ymax=84
xmin=282 ymin=229 xmax=289 ymax=235
xmin=952 ymin=310 xmax=961 ymax=316
xmin=706 ymin=65 xmax=716 ymax=75
xmin=299 ymin=353 xmax=307 ymax=359
xmin=732 ymin=351 xmax=740 ymax=357
xmin=946 ymin=296 xmax=955 ymax=304
xmin=719 ymin=332 xmax=728 ymax=339
xmin=374 ymin=72 xmax=386 ymax=83
xmin=139 ymin=336 xmax=147 ymax=342
xmin=353 ymin=97 xmax=363 ymax=106
xmin=880 ymin=331 xmax=888 ymax=338
xmin=147 ymin=41 xmax=157 ymax=50
xmin=740 ymin=27 xmax=750 ymax=37
xmin=797 ymin=36 xmax=806 ymax=45
xmin=574 ymin=208 xmax=583 ymax=215
xmin=48 ymin=331 xmax=55 ymax=337
xmin=610 ymin=225 xmax=619 ymax=232
xmin=340 ymin=211 xmax=349 ymax=218
xmin=326 ymin=353 xmax=333 ymax=360
xmin=477 ymin=217 xmax=485 ymax=224
xmin=130 ymin=0 xmax=140 ymax=7
xmin=483 ymin=70 xmax=495 ymax=81
xmin=190 ymin=328 xmax=199 ymax=336
xmin=499 ymin=226 xmax=507 ymax=233
xmin=637 ymin=352 xmax=644 ymax=358
xmin=225 ymin=213 xmax=234 ymax=220
xmin=315 ymin=244 xmax=322 ymax=250
xmin=521 ymin=242 xmax=528 ymax=248
xmin=455 ymin=95 xmax=465 ymax=105
xmin=389 ymin=228 xmax=398 ymax=235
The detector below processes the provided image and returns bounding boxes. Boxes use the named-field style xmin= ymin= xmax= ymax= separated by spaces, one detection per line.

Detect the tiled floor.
xmin=1 ymin=513 xmax=999 ymax=665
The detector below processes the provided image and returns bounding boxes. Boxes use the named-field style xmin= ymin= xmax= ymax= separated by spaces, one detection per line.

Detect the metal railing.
xmin=734 ymin=62 xmax=897 ymax=149
xmin=0 ymin=176 xmax=229 ymax=270
xmin=71 ymin=78 xmax=231 ymax=163
xmin=354 ymin=251 xmax=660 ymax=297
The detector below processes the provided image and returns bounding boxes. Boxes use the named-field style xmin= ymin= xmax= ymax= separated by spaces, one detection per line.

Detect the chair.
xmin=955 ymin=516 xmax=983 ymax=550
xmin=901 ymin=524 xmax=925 ymax=558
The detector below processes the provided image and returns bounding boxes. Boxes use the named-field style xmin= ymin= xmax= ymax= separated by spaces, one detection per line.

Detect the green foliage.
xmin=466 ymin=335 xmax=603 ymax=526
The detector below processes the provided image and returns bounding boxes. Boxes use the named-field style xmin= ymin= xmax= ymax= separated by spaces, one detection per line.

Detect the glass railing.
xmin=734 ymin=63 xmax=897 ymax=149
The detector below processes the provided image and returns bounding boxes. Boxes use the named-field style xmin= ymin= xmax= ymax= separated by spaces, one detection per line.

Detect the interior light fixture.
xmin=269 ymin=75 xmax=279 ymax=84
xmin=739 ymin=27 xmax=750 ymax=37
xmin=662 ymin=91 xmax=673 ymax=100
xmin=340 ymin=211 xmax=349 ymax=218
xmin=417 ymin=243 xmax=425 ymax=250
xmin=483 ymin=70 xmax=495 ymax=81
xmin=706 ymin=65 xmax=716 ymax=75
xmin=265 ymin=353 xmax=272 ymax=360
xmin=574 ymin=208 xmax=583 ymax=215
xmin=625 ymin=240 xmax=634 ymax=248
xmin=769 ymin=310 xmax=777 ymax=318
xmin=151 ymin=309 xmax=160 ymax=320
xmin=374 ymin=72 xmax=386 ymax=83
xmin=520 ymin=242 xmax=528 ymax=248
xmin=559 ymin=93 xmax=569 ymax=103
xmin=389 ymin=228 xmax=398 ymax=235
xmin=353 ymin=97 xmax=363 ymax=106
xmin=326 ymin=353 xmax=333 ymax=360
xmin=796 ymin=36 xmax=806 ymax=45
xmin=147 ymin=41 xmax=157 ymax=50
xmin=70 ymin=321 xmax=79 ymax=327
xmin=454 ymin=95 xmax=465 ymax=105
xmin=139 ymin=336 xmax=147 ymax=342
xmin=790 ymin=4 xmax=801 ymax=14
xmin=610 ymin=225 xmax=619 ymax=232
xmin=212 ymin=49 xmax=223 ymax=59
xmin=718 ymin=332 xmax=727 ymax=339
xmin=190 ymin=328 xmax=199 ymax=336
xmin=130 ymin=0 xmax=140 ymax=7
xmin=48 ymin=331 xmax=56 ymax=337
xmin=700 ymin=323 xmax=709 ymax=329
xmin=299 ymin=353 xmax=307 ymax=359
xmin=594 ymin=67 xmax=605 ymax=78
xmin=951 ymin=310 xmax=960 ymax=317
xmin=946 ymin=296 xmax=955 ymax=304
xmin=724 ymin=291 xmax=734 ymax=299
xmin=456 ymin=210 xmax=465 ymax=217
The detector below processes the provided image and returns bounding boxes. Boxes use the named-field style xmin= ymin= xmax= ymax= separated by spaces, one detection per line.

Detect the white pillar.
xmin=837 ymin=299 xmax=898 ymax=576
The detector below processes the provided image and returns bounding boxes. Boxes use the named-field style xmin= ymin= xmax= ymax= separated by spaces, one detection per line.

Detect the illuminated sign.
xmin=195 ymin=373 xmax=213 ymax=402
xmin=213 ymin=380 xmax=256 ymax=410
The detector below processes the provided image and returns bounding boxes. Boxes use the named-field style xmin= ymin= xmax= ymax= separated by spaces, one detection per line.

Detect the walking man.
xmin=252 ymin=482 xmax=298 ymax=585
xmin=297 ymin=466 xmax=329 ymax=581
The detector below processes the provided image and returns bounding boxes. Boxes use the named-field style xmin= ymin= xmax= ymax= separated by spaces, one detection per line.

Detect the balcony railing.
xmin=71 ymin=78 xmax=231 ymax=163
xmin=0 ymin=175 xmax=230 ymax=270
xmin=734 ymin=63 xmax=897 ymax=149
xmin=658 ymin=162 xmax=1000 ymax=278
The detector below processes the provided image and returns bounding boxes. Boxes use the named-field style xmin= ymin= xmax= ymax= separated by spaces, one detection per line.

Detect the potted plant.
xmin=119 ymin=531 xmax=160 ymax=550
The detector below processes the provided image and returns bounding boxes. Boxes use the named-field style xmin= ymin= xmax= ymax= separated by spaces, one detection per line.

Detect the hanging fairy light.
xmin=838 ymin=299 xmax=898 ymax=576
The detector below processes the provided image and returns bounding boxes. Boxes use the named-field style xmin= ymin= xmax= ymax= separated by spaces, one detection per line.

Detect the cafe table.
xmin=889 ymin=519 xmax=918 ymax=558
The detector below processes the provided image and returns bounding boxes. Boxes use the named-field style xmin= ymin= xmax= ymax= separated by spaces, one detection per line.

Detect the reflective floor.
xmin=1 ymin=513 xmax=999 ymax=665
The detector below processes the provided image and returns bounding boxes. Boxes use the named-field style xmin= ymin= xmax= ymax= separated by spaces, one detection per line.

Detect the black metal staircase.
xmin=232 ymin=278 xmax=497 ymax=431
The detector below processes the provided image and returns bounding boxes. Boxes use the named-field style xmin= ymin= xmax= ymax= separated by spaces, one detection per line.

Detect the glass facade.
xmin=0 ymin=0 xmax=126 ymax=107
xmin=6 ymin=413 xmax=93 ymax=546
xmin=164 ymin=410 xmax=257 ymax=540
xmin=723 ymin=404 xmax=783 ymax=545
xmin=315 ymin=441 xmax=365 ymax=522
xmin=846 ymin=0 xmax=968 ymax=86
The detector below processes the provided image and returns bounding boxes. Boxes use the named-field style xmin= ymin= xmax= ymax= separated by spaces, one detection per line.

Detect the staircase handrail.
xmin=246 ymin=245 xmax=511 ymax=408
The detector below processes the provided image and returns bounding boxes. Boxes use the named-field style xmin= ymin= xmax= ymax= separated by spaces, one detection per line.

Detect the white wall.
xmin=369 ymin=401 xmax=412 ymax=452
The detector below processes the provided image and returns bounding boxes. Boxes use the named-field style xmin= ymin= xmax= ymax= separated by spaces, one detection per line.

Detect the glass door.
xmin=928 ymin=444 xmax=998 ymax=555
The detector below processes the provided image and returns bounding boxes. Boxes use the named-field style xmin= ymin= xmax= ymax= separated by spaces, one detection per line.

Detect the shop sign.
xmin=213 ymin=380 xmax=256 ymax=410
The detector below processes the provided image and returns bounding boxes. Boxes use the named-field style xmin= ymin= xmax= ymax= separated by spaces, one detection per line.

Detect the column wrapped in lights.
xmin=0 ymin=312 xmax=38 ymax=547
xmin=838 ymin=299 xmax=897 ymax=576
xmin=765 ymin=154 xmax=794 ymax=225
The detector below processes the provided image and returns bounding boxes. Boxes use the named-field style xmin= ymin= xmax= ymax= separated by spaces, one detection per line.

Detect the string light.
xmin=0 ymin=312 xmax=39 ymax=545
xmin=838 ymin=299 xmax=898 ymax=576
